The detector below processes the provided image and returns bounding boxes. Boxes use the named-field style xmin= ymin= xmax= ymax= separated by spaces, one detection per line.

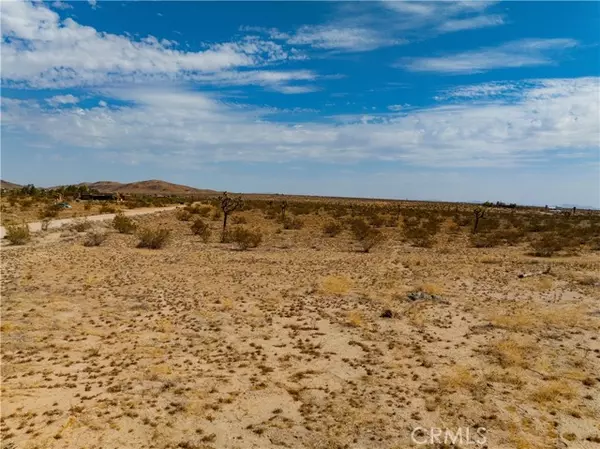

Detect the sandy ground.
xmin=1 ymin=208 xmax=599 ymax=449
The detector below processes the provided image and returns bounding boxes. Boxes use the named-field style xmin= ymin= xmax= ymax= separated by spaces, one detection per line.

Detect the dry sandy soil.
xmin=1 ymin=206 xmax=599 ymax=449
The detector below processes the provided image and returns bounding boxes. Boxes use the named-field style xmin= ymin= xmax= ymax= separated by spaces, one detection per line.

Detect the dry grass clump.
xmin=490 ymin=305 xmax=595 ymax=332
xmin=230 ymin=226 xmax=262 ymax=250
xmin=282 ymin=215 xmax=304 ymax=230
xmin=484 ymin=337 xmax=539 ymax=369
xmin=530 ymin=380 xmax=577 ymax=404
xmin=83 ymin=230 xmax=107 ymax=247
xmin=113 ymin=213 xmax=137 ymax=234
xmin=98 ymin=203 xmax=117 ymax=214
xmin=321 ymin=275 xmax=353 ymax=295
xmin=190 ymin=219 xmax=211 ymax=243
xmin=322 ymin=220 xmax=343 ymax=237
xmin=5 ymin=223 xmax=31 ymax=245
xmin=136 ymin=228 xmax=171 ymax=249
xmin=71 ymin=219 xmax=92 ymax=232
xmin=175 ymin=209 xmax=193 ymax=221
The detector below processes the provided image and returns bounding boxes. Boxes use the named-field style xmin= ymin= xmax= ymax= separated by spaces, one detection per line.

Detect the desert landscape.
xmin=1 ymin=186 xmax=599 ymax=449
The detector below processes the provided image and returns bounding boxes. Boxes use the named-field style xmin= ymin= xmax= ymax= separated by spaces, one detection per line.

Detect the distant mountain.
xmin=0 ymin=180 xmax=22 ymax=190
xmin=74 ymin=180 xmax=217 ymax=196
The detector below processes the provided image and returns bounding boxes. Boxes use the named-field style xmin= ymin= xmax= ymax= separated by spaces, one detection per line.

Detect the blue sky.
xmin=1 ymin=1 xmax=599 ymax=206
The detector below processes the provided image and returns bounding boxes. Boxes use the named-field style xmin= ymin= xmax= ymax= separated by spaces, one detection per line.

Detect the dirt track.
xmin=0 ymin=206 xmax=179 ymax=239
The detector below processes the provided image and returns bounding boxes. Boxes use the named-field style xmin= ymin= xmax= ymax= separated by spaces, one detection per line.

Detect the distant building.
xmin=80 ymin=193 xmax=118 ymax=201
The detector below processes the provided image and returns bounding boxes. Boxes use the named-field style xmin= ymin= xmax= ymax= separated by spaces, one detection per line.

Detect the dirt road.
xmin=0 ymin=206 xmax=180 ymax=239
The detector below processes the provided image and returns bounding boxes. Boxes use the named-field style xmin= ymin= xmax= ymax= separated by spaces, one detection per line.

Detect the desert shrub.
xmin=368 ymin=214 xmax=386 ymax=228
xmin=83 ymin=230 xmax=107 ymax=247
xmin=83 ymin=202 xmax=92 ymax=211
xmin=99 ymin=204 xmax=117 ymax=214
xmin=38 ymin=204 xmax=60 ymax=219
xmin=5 ymin=224 xmax=31 ymax=245
xmin=470 ymin=233 xmax=501 ymax=248
xmin=323 ymin=220 xmax=343 ymax=237
xmin=230 ymin=226 xmax=262 ymax=250
xmin=231 ymin=215 xmax=247 ymax=225
xmin=211 ymin=209 xmax=222 ymax=221
xmin=529 ymin=233 xmax=574 ymax=257
xmin=282 ymin=216 xmax=303 ymax=230
xmin=71 ymin=219 xmax=92 ymax=232
xmin=402 ymin=217 xmax=438 ymax=248
xmin=264 ymin=208 xmax=279 ymax=220
xmin=19 ymin=199 xmax=34 ymax=210
xmin=192 ymin=205 xmax=213 ymax=217
xmin=190 ymin=219 xmax=211 ymax=243
xmin=113 ymin=213 xmax=137 ymax=234
xmin=349 ymin=218 xmax=384 ymax=252
xmin=176 ymin=209 xmax=193 ymax=221
xmin=136 ymin=228 xmax=170 ymax=249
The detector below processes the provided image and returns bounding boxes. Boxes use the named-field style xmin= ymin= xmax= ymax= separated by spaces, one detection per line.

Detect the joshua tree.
xmin=218 ymin=192 xmax=243 ymax=242
xmin=473 ymin=207 xmax=486 ymax=233
xmin=280 ymin=200 xmax=288 ymax=222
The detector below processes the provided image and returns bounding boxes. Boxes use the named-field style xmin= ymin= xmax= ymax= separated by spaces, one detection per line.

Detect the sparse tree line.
xmin=4 ymin=192 xmax=600 ymax=257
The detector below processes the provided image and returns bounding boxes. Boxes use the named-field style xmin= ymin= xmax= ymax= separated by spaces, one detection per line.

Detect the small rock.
xmin=407 ymin=291 xmax=442 ymax=302
xmin=380 ymin=309 xmax=393 ymax=318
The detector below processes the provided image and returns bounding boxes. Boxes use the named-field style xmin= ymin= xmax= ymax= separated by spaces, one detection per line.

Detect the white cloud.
xmin=287 ymin=25 xmax=404 ymax=52
xmin=3 ymin=77 xmax=598 ymax=170
xmin=46 ymin=94 xmax=79 ymax=105
xmin=0 ymin=1 xmax=300 ymax=89
xmin=438 ymin=14 xmax=505 ymax=33
xmin=51 ymin=1 xmax=73 ymax=10
xmin=402 ymin=38 xmax=578 ymax=74
xmin=381 ymin=1 xmax=503 ymax=34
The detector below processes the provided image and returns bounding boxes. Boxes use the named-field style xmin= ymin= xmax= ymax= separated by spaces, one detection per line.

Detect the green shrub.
xmin=112 ymin=213 xmax=137 ymax=234
xmin=190 ymin=219 xmax=211 ymax=243
xmin=230 ymin=226 xmax=262 ymax=250
xmin=322 ymin=220 xmax=343 ymax=237
xmin=136 ymin=228 xmax=170 ymax=249
xmin=5 ymin=224 xmax=31 ymax=245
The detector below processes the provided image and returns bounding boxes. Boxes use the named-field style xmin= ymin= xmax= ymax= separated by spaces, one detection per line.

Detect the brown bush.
xmin=230 ymin=226 xmax=262 ymax=250
xmin=71 ymin=219 xmax=92 ymax=232
xmin=99 ymin=204 xmax=117 ymax=214
xmin=348 ymin=218 xmax=384 ymax=252
xmin=83 ymin=230 xmax=107 ymax=247
xmin=529 ymin=233 xmax=573 ymax=257
xmin=136 ymin=228 xmax=170 ymax=249
xmin=322 ymin=220 xmax=343 ymax=237
xmin=282 ymin=216 xmax=303 ymax=230
xmin=38 ymin=204 xmax=60 ymax=219
xmin=113 ymin=213 xmax=137 ymax=234
xmin=231 ymin=215 xmax=248 ymax=225
xmin=176 ymin=209 xmax=193 ymax=221
xmin=5 ymin=224 xmax=31 ymax=245
xmin=190 ymin=219 xmax=211 ymax=243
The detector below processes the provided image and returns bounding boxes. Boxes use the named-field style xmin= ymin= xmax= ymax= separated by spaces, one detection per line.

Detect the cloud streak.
xmin=402 ymin=38 xmax=578 ymax=74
